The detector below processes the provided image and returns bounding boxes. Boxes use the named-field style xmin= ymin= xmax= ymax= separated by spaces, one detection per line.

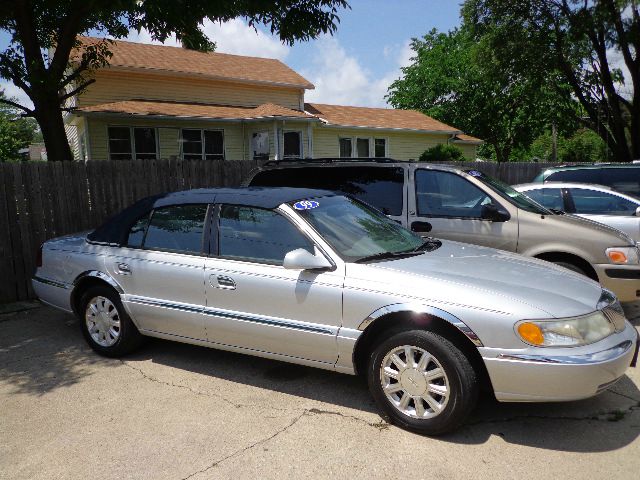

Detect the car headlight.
xmin=605 ymin=246 xmax=640 ymax=264
xmin=516 ymin=311 xmax=615 ymax=347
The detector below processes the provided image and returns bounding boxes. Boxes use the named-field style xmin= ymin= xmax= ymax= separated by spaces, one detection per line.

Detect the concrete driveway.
xmin=1 ymin=304 xmax=639 ymax=480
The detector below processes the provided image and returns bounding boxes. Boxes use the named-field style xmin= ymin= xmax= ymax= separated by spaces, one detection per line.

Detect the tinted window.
xmin=204 ymin=130 xmax=224 ymax=160
xmin=283 ymin=131 xmax=301 ymax=159
xmin=133 ymin=127 xmax=157 ymax=160
xmin=546 ymin=169 xmax=602 ymax=184
xmin=250 ymin=166 xmax=405 ymax=216
xmin=569 ymin=189 xmax=638 ymax=215
xmin=218 ymin=206 xmax=313 ymax=265
xmin=522 ymin=188 xmax=564 ymax=211
xmin=127 ymin=215 xmax=149 ymax=247
xmin=108 ymin=127 xmax=131 ymax=161
xmin=601 ymin=168 xmax=640 ymax=197
xmin=415 ymin=170 xmax=492 ymax=218
xmin=144 ymin=204 xmax=208 ymax=254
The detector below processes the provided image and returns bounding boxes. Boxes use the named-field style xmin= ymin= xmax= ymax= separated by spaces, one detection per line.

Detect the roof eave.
xmin=73 ymin=110 xmax=319 ymax=123
xmin=104 ymin=65 xmax=315 ymax=90
xmin=319 ymin=123 xmax=462 ymax=135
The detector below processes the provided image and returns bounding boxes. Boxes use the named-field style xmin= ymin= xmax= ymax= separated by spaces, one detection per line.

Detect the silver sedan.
xmin=32 ymin=188 xmax=639 ymax=435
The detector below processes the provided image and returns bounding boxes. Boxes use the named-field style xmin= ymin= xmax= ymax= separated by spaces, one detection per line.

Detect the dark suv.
xmin=533 ymin=163 xmax=640 ymax=197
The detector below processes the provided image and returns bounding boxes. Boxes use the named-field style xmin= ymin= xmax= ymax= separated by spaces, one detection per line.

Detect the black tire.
xmin=78 ymin=285 xmax=144 ymax=357
xmin=367 ymin=330 xmax=478 ymax=435
xmin=553 ymin=261 xmax=588 ymax=277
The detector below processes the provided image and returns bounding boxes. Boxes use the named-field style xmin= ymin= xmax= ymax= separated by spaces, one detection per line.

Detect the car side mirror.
xmin=480 ymin=203 xmax=510 ymax=222
xmin=283 ymin=248 xmax=332 ymax=271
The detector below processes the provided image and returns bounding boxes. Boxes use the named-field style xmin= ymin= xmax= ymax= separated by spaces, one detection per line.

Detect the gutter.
xmin=74 ymin=111 xmax=321 ymax=124
xmin=318 ymin=123 xmax=462 ymax=135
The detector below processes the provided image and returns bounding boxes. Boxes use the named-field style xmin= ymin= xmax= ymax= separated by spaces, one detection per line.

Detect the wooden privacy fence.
xmin=0 ymin=158 xmax=559 ymax=304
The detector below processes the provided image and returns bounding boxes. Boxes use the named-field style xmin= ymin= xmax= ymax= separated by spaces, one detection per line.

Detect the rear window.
xmin=601 ymin=168 xmax=640 ymax=197
xmin=546 ymin=169 xmax=602 ymax=184
xmin=249 ymin=166 xmax=405 ymax=216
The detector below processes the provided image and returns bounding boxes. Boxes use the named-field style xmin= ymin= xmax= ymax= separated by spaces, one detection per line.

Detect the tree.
xmin=0 ymin=0 xmax=349 ymax=161
xmin=0 ymin=90 xmax=38 ymax=161
xmin=528 ymin=128 xmax=610 ymax=163
xmin=464 ymin=0 xmax=640 ymax=162
xmin=387 ymin=28 xmax=576 ymax=162
xmin=419 ymin=144 xmax=465 ymax=162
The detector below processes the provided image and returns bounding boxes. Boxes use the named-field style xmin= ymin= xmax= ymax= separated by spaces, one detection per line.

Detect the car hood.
xmin=550 ymin=212 xmax=634 ymax=244
xmin=347 ymin=241 xmax=603 ymax=319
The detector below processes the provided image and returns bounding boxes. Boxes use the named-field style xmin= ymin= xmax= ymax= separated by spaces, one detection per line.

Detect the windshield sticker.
xmin=467 ymin=170 xmax=483 ymax=177
xmin=293 ymin=200 xmax=319 ymax=210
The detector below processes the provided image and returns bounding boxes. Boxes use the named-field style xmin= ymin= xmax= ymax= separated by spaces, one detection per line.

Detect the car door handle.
xmin=116 ymin=263 xmax=131 ymax=275
xmin=411 ymin=221 xmax=432 ymax=233
xmin=211 ymin=274 xmax=236 ymax=290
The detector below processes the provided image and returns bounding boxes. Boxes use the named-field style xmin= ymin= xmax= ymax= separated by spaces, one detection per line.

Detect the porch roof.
xmin=74 ymin=100 xmax=316 ymax=122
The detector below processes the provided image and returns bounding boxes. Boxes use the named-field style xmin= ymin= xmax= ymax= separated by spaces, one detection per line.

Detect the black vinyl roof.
xmin=87 ymin=187 xmax=335 ymax=246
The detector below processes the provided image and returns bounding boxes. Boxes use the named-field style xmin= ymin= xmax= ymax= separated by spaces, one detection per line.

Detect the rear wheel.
xmin=367 ymin=330 xmax=478 ymax=435
xmin=79 ymin=285 xmax=144 ymax=357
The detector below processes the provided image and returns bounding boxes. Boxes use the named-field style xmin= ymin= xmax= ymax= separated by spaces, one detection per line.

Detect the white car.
xmin=515 ymin=182 xmax=640 ymax=243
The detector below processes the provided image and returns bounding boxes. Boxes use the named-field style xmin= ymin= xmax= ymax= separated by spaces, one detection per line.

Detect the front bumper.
xmin=593 ymin=264 xmax=640 ymax=303
xmin=481 ymin=321 xmax=638 ymax=402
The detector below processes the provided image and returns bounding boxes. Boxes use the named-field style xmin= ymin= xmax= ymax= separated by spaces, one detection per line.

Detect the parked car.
xmin=514 ymin=182 xmax=640 ymax=243
xmin=32 ymin=187 xmax=638 ymax=435
xmin=532 ymin=163 xmax=640 ymax=197
xmin=245 ymin=160 xmax=640 ymax=302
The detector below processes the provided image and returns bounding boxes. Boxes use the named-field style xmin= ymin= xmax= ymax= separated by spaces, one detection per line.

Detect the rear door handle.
xmin=116 ymin=263 xmax=131 ymax=275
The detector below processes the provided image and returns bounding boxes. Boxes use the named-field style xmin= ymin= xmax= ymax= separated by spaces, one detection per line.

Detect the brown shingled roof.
xmin=76 ymin=100 xmax=314 ymax=120
xmin=452 ymin=133 xmax=484 ymax=144
xmin=75 ymin=36 xmax=314 ymax=89
xmin=305 ymin=103 xmax=461 ymax=133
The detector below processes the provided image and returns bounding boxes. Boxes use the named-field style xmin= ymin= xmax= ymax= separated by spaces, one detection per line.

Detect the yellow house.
xmin=65 ymin=37 xmax=482 ymax=162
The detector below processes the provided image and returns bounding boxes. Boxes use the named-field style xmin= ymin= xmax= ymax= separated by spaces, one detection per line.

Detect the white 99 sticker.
xmin=293 ymin=200 xmax=320 ymax=210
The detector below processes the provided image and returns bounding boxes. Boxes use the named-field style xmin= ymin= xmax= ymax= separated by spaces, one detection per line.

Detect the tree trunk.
xmin=33 ymin=100 xmax=73 ymax=161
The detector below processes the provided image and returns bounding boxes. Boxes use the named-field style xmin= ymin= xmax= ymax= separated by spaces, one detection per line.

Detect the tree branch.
xmin=0 ymin=97 xmax=34 ymax=115
xmin=58 ymin=78 xmax=95 ymax=102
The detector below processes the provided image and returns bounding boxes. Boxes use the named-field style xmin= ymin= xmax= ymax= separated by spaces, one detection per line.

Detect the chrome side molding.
xmin=358 ymin=302 xmax=483 ymax=347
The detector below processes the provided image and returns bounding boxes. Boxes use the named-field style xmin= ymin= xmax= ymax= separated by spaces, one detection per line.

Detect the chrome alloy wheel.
xmin=85 ymin=296 xmax=121 ymax=347
xmin=380 ymin=345 xmax=450 ymax=419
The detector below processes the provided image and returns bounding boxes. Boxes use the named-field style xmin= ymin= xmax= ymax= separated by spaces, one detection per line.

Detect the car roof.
xmin=543 ymin=163 xmax=640 ymax=174
xmin=514 ymin=182 xmax=616 ymax=192
xmin=251 ymin=158 xmax=461 ymax=174
xmin=87 ymin=187 xmax=337 ymax=246
xmin=153 ymin=187 xmax=336 ymax=209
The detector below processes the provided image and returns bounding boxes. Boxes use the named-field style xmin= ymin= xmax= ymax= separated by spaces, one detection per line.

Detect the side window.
xmin=218 ymin=205 xmax=314 ymax=265
xmin=524 ymin=188 xmax=564 ymax=211
xmin=547 ymin=169 xmax=601 ymax=184
xmin=249 ymin=166 xmax=405 ymax=216
xmin=143 ymin=204 xmax=208 ymax=254
xmin=415 ymin=169 xmax=492 ymax=218
xmin=569 ymin=189 xmax=637 ymax=216
xmin=127 ymin=215 xmax=150 ymax=248
xmin=601 ymin=169 xmax=640 ymax=197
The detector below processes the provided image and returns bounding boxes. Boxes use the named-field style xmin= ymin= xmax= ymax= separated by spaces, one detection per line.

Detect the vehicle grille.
xmin=602 ymin=306 xmax=627 ymax=332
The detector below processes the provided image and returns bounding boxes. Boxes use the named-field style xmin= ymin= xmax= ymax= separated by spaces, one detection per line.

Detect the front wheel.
xmin=367 ymin=330 xmax=478 ymax=435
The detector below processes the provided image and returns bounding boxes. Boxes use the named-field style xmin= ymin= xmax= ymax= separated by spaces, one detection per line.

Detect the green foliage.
xmin=0 ymin=1 xmax=350 ymax=160
xmin=387 ymin=27 xmax=577 ymax=163
xmin=419 ymin=144 xmax=466 ymax=163
xmin=463 ymin=0 xmax=640 ymax=162
xmin=527 ymin=129 xmax=610 ymax=164
xmin=0 ymin=92 xmax=38 ymax=162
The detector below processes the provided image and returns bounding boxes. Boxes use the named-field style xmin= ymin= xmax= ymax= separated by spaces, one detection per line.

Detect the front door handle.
xmin=116 ymin=263 xmax=131 ymax=275
xmin=210 ymin=274 xmax=236 ymax=290
xmin=411 ymin=221 xmax=432 ymax=233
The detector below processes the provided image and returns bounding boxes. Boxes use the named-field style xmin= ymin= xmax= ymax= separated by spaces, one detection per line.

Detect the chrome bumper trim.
xmin=497 ymin=340 xmax=634 ymax=365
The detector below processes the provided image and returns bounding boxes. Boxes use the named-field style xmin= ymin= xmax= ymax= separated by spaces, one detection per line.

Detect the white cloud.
xmin=0 ymin=80 xmax=33 ymax=110
xmin=303 ymin=37 xmax=413 ymax=107
xmin=125 ymin=29 xmax=180 ymax=47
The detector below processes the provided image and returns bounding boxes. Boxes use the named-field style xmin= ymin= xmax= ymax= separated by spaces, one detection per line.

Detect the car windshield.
xmin=291 ymin=195 xmax=428 ymax=262
xmin=466 ymin=170 xmax=551 ymax=215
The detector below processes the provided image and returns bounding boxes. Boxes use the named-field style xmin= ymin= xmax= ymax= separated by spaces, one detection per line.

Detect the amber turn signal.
xmin=517 ymin=322 xmax=544 ymax=345
xmin=607 ymin=250 xmax=628 ymax=264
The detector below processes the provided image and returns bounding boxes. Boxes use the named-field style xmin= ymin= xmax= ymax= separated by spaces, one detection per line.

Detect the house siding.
xmin=312 ymin=127 xmax=473 ymax=161
xmin=78 ymin=70 xmax=303 ymax=110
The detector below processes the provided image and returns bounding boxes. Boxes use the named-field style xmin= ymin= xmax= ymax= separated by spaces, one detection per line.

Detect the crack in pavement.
xmin=606 ymin=388 xmax=640 ymax=403
xmin=307 ymin=407 xmax=389 ymax=430
xmin=180 ymin=411 xmax=308 ymax=480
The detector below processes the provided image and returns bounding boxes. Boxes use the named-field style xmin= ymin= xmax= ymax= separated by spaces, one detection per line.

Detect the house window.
xmin=108 ymin=126 xmax=158 ymax=160
xmin=374 ymin=138 xmax=387 ymax=158
xmin=356 ymin=138 xmax=370 ymax=157
xmin=181 ymin=129 xmax=224 ymax=160
xmin=252 ymin=132 xmax=270 ymax=161
xmin=339 ymin=138 xmax=352 ymax=158
xmin=283 ymin=131 xmax=302 ymax=159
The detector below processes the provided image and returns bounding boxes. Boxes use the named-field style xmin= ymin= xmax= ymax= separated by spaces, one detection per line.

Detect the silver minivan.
xmin=246 ymin=160 xmax=640 ymax=303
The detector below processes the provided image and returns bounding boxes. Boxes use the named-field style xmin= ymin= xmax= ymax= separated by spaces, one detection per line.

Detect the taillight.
xmin=36 ymin=244 xmax=43 ymax=268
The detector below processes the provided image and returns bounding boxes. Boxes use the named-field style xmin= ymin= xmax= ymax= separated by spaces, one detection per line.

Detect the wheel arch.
xmin=70 ymin=270 xmax=124 ymax=316
xmin=532 ymin=251 xmax=599 ymax=281
xmin=352 ymin=304 xmax=492 ymax=392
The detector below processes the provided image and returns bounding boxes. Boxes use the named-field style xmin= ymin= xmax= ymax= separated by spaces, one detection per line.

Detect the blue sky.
xmin=0 ymin=0 xmax=464 ymax=108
